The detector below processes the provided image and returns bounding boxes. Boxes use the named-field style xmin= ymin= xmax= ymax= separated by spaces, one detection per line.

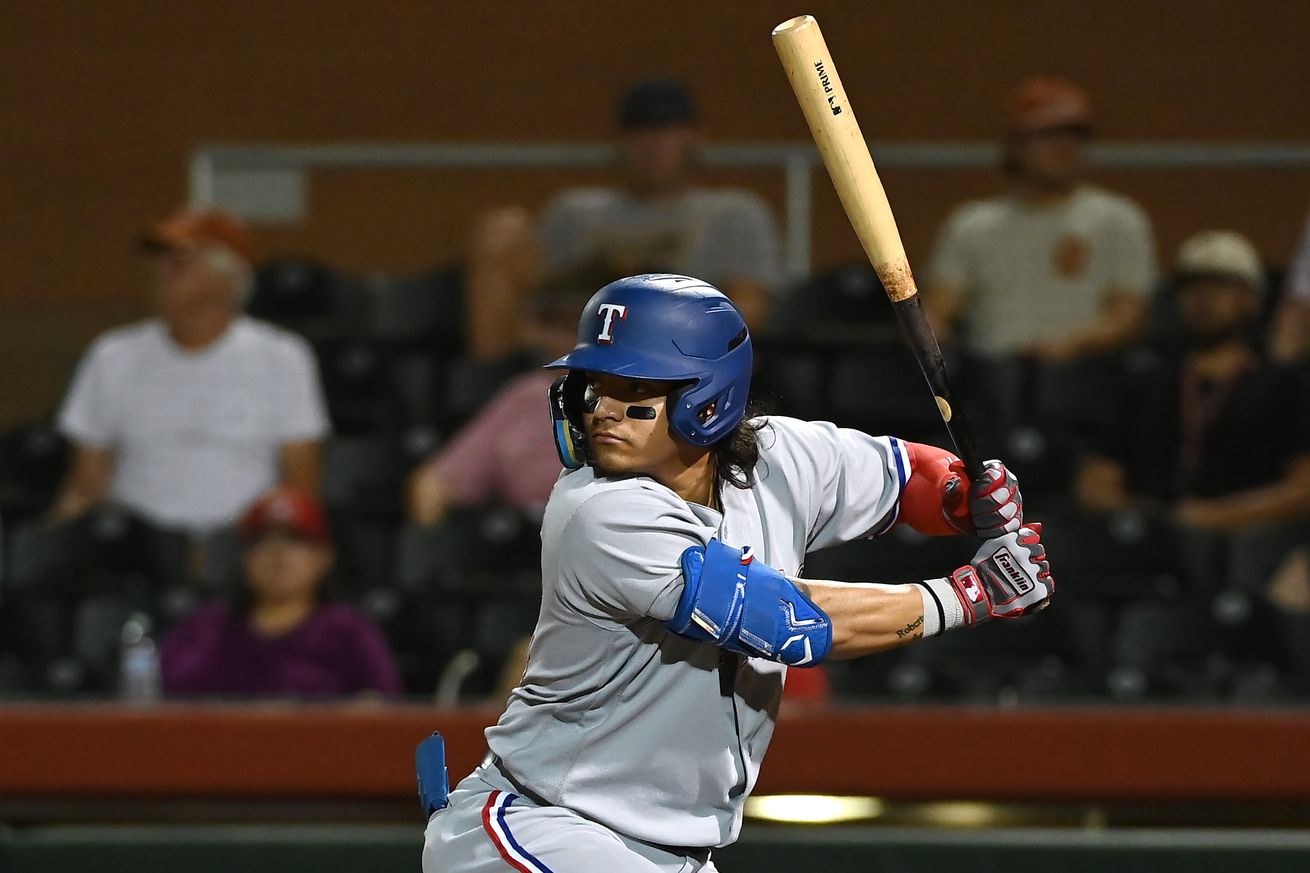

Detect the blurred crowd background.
xmin=2 ymin=2 xmax=1309 ymax=709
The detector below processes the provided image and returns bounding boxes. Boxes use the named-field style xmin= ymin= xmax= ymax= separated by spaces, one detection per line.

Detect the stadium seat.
xmin=764 ymin=263 xmax=896 ymax=336
xmin=320 ymin=436 xmax=407 ymax=520
xmin=367 ymin=266 xmax=464 ymax=347
xmin=0 ymin=422 xmax=68 ymax=525
xmin=248 ymin=258 xmax=370 ymax=337
xmin=828 ymin=339 xmax=948 ymax=437
xmin=394 ymin=508 xmax=541 ymax=595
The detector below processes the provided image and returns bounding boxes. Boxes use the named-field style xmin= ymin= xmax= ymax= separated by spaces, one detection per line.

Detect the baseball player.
xmin=420 ymin=274 xmax=1054 ymax=872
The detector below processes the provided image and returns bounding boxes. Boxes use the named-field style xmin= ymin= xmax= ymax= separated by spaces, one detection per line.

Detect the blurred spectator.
xmin=465 ymin=77 xmax=782 ymax=362
xmin=1074 ymin=231 xmax=1310 ymax=691
xmin=408 ymin=279 xmax=590 ymax=526
xmin=1270 ymin=207 xmax=1310 ymax=362
xmin=1075 ymin=232 xmax=1310 ymax=522
xmin=925 ymin=77 xmax=1156 ymax=364
xmin=52 ymin=208 xmax=330 ymax=532
xmin=160 ymin=487 xmax=402 ymax=698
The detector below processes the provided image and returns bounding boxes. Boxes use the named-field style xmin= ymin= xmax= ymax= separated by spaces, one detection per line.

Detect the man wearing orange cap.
xmin=925 ymin=77 xmax=1157 ymax=386
xmin=52 ymin=207 xmax=330 ymax=533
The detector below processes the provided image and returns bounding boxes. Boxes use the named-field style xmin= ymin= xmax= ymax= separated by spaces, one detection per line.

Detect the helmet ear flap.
xmin=669 ymin=379 xmax=726 ymax=447
xmin=549 ymin=373 xmax=590 ymax=470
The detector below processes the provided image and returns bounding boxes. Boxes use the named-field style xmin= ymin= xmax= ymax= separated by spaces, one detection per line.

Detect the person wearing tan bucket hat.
xmin=1075 ymin=230 xmax=1310 ymax=698
xmin=52 ymin=206 xmax=329 ymax=534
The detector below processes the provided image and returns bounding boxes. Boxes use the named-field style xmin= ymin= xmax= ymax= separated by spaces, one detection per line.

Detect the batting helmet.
xmin=546 ymin=274 xmax=752 ymax=469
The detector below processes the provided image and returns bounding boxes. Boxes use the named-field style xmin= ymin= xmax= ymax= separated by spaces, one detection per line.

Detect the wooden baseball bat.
xmin=772 ymin=14 xmax=983 ymax=478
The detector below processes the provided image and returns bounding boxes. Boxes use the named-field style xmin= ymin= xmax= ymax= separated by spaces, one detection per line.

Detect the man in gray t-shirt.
xmin=537 ymin=79 xmax=781 ymax=333
xmin=422 ymin=274 xmax=1055 ymax=873
xmin=465 ymin=79 xmax=781 ymax=365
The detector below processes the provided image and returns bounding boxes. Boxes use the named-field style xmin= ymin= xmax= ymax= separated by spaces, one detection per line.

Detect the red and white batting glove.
xmin=942 ymin=459 xmax=1024 ymax=538
xmin=916 ymin=525 xmax=1053 ymax=635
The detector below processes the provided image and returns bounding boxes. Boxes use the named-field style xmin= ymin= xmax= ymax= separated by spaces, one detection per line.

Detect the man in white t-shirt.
xmin=924 ymin=77 xmax=1157 ymax=363
xmin=53 ymin=208 xmax=330 ymax=532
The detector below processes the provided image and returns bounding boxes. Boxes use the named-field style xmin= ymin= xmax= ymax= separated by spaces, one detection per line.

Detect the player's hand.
xmin=947 ymin=525 xmax=1053 ymax=625
xmin=942 ymin=459 xmax=1023 ymax=538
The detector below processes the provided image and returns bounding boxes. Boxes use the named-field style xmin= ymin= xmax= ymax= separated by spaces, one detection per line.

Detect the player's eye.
xmin=582 ymin=384 xmax=600 ymax=412
xmin=628 ymin=380 xmax=660 ymax=399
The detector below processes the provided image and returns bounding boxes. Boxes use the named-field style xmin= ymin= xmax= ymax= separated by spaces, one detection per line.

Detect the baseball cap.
xmin=139 ymin=207 xmax=254 ymax=263
xmin=1176 ymin=231 xmax=1264 ymax=290
xmin=238 ymin=487 xmax=332 ymax=545
xmin=618 ymin=78 xmax=698 ymax=130
xmin=1008 ymin=76 xmax=1093 ymax=133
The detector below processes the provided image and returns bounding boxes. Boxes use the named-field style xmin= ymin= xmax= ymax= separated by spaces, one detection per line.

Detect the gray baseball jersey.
xmin=477 ymin=416 xmax=909 ymax=850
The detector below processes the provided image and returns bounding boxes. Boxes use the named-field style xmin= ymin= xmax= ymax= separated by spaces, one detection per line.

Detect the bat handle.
xmin=945 ymin=406 xmax=986 ymax=482
xmin=889 ymin=296 xmax=986 ymax=481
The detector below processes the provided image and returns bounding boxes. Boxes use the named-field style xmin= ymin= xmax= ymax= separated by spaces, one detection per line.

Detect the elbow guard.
xmin=666 ymin=539 xmax=832 ymax=667
xmin=896 ymin=441 xmax=972 ymax=536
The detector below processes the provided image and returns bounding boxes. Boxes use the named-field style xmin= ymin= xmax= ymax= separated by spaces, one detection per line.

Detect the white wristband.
xmin=917 ymin=577 xmax=965 ymax=637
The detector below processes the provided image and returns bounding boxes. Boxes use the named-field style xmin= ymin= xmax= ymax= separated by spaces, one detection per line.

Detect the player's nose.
xmin=590 ymin=392 xmax=625 ymax=421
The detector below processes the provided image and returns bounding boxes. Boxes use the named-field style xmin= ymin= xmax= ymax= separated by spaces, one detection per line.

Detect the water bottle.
xmin=119 ymin=612 xmax=161 ymax=703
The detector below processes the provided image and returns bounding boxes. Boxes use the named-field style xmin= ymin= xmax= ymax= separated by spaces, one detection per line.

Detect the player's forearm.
xmin=799 ymin=579 xmax=925 ymax=659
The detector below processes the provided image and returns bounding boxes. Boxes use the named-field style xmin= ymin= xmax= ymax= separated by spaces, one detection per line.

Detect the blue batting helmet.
xmin=546 ymin=274 xmax=752 ymax=467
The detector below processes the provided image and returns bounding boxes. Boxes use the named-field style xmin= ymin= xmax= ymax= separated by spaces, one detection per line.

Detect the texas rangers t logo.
xmin=596 ymin=303 xmax=628 ymax=344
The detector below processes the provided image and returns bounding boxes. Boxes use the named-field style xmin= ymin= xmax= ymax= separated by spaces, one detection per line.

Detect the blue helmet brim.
xmin=544 ymin=344 xmax=706 ymax=383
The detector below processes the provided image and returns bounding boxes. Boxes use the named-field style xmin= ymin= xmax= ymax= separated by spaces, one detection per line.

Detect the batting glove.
xmin=942 ymin=458 xmax=1023 ymax=538
xmin=917 ymin=524 xmax=1053 ymax=635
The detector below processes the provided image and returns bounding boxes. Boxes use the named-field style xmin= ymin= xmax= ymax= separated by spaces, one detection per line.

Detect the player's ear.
xmin=698 ymin=402 xmax=717 ymax=423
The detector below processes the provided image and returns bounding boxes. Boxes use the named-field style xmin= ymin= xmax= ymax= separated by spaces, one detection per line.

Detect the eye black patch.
xmin=625 ymin=405 xmax=658 ymax=420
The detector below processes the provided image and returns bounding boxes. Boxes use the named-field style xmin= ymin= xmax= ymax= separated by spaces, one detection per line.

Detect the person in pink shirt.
xmin=408 ymin=281 xmax=592 ymax=526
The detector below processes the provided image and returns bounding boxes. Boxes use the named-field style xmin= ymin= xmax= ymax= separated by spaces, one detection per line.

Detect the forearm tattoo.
xmin=896 ymin=614 xmax=925 ymax=640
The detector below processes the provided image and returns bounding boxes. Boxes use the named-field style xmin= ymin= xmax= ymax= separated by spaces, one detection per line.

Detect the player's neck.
xmin=654 ymin=454 xmax=718 ymax=511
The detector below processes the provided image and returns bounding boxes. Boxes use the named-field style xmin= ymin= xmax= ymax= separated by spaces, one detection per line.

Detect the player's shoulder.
xmin=752 ymin=414 xmax=839 ymax=453
xmin=552 ymin=466 xmax=691 ymax=516
xmin=547 ymin=467 xmax=702 ymax=538
xmin=750 ymin=415 xmax=854 ymax=475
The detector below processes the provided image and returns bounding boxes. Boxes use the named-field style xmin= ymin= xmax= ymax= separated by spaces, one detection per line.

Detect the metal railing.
xmin=191 ymin=141 xmax=1310 ymax=276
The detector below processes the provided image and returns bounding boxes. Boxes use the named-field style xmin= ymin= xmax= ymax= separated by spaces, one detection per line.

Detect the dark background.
xmin=3 ymin=0 xmax=1308 ymax=426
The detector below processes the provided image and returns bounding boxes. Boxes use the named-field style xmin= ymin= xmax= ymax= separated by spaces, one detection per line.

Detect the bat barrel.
xmin=773 ymin=14 xmax=985 ymax=478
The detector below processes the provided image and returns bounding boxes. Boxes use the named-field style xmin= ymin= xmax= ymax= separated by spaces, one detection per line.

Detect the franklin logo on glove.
xmin=994 ymin=549 xmax=1035 ymax=596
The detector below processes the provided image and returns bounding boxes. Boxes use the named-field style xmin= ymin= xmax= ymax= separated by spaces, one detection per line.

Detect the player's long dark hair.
xmin=712 ymin=401 xmax=769 ymax=490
